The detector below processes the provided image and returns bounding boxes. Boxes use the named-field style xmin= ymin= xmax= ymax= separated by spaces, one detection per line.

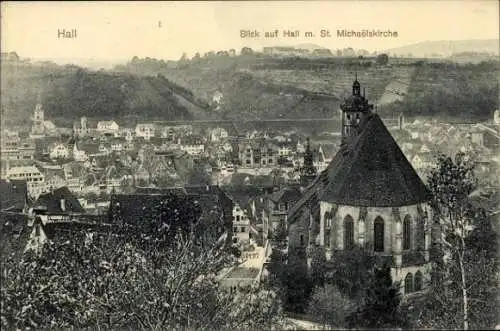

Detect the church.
xmin=288 ymin=77 xmax=434 ymax=295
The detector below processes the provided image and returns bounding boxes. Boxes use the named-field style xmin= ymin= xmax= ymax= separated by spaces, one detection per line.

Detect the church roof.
xmin=288 ymin=114 xmax=431 ymax=220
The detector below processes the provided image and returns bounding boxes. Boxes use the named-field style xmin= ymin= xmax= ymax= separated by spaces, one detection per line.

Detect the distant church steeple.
xmin=300 ymin=137 xmax=317 ymax=187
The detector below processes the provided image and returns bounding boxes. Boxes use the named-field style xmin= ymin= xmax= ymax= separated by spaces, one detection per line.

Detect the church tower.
xmin=31 ymin=95 xmax=45 ymax=136
xmin=288 ymin=77 xmax=434 ymax=296
xmin=300 ymin=137 xmax=317 ymax=187
xmin=340 ymin=74 xmax=374 ymax=143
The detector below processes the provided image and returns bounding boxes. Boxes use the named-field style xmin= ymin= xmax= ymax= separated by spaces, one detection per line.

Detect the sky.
xmin=1 ymin=1 xmax=498 ymax=65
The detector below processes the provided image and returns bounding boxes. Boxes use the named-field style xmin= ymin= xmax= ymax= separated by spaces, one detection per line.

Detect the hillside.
xmin=1 ymin=61 xmax=218 ymax=127
xmin=384 ymin=39 xmax=499 ymax=58
xmin=121 ymin=54 xmax=499 ymax=121
xmin=381 ymin=61 xmax=500 ymax=120
xmin=2 ymin=53 xmax=498 ymax=126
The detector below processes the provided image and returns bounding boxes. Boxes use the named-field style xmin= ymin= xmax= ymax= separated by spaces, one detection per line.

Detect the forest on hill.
xmin=2 ymin=53 xmax=498 ymax=126
xmin=1 ymin=62 xmax=215 ymax=127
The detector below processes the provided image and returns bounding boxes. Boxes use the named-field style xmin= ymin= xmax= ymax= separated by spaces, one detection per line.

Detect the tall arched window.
xmin=374 ymin=217 xmax=384 ymax=252
xmin=414 ymin=271 xmax=423 ymax=291
xmin=405 ymin=273 xmax=414 ymax=294
xmin=344 ymin=215 xmax=354 ymax=249
xmin=403 ymin=215 xmax=412 ymax=250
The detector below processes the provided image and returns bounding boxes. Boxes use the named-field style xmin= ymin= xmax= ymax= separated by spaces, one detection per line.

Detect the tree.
xmin=328 ymin=246 xmax=375 ymax=302
xmin=1 ymin=204 xmax=285 ymax=329
xmin=240 ymin=47 xmax=254 ymax=56
xmin=307 ymin=284 xmax=355 ymax=328
xmin=266 ymin=249 xmax=313 ymax=313
xmin=417 ymin=153 xmax=499 ymax=330
xmin=179 ymin=52 xmax=188 ymax=62
xmin=376 ymin=53 xmax=389 ymax=65
xmin=346 ymin=264 xmax=408 ymax=329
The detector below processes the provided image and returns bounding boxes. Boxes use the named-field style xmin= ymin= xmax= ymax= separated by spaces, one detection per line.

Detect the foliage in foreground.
xmin=1 ymin=224 xmax=284 ymax=330
xmin=346 ymin=264 xmax=408 ymax=329
xmin=412 ymin=153 xmax=499 ymax=330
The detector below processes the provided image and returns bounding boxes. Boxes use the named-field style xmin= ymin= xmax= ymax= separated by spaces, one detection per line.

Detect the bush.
xmin=307 ymin=284 xmax=355 ymax=328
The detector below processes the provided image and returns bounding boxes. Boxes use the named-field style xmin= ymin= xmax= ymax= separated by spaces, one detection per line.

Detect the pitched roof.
xmin=114 ymin=185 xmax=233 ymax=226
xmin=321 ymin=114 xmax=431 ymax=206
xmin=34 ymin=186 xmax=84 ymax=214
xmin=289 ymin=114 xmax=431 ymax=219
xmin=270 ymin=186 xmax=302 ymax=204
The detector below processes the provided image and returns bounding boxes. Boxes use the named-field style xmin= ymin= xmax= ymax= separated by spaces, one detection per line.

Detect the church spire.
xmin=352 ymin=73 xmax=361 ymax=96
xmin=300 ymin=137 xmax=317 ymax=187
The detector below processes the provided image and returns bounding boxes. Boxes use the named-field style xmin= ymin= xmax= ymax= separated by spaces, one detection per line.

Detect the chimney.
xmin=60 ymin=198 xmax=66 ymax=211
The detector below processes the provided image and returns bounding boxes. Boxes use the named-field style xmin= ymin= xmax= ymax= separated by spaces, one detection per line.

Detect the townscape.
xmin=1 ymin=4 xmax=500 ymax=329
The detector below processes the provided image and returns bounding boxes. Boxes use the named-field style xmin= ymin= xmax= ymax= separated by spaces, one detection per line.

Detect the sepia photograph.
xmin=1 ymin=1 xmax=499 ymax=329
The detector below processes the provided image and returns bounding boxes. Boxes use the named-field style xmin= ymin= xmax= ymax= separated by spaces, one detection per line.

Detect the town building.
xmin=33 ymin=186 xmax=85 ymax=223
xmin=0 ymin=133 xmax=36 ymax=161
xmin=73 ymin=117 xmax=94 ymax=137
xmin=96 ymin=121 xmax=120 ymax=135
xmin=287 ymin=78 xmax=434 ymax=295
xmin=238 ymin=139 xmax=279 ymax=168
xmin=49 ymin=142 xmax=70 ymax=159
xmin=135 ymin=123 xmax=156 ymax=140
xmin=6 ymin=166 xmax=45 ymax=198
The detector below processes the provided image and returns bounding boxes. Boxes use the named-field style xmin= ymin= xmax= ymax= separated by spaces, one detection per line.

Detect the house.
xmin=121 ymin=128 xmax=135 ymax=142
xmin=49 ymin=142 xmax=70 ymax=159
xmin=411 ymin=152 xmax=435 ymax=171
xmin=277 ymin=142 xmax=293 ymax=157
xmin=179 ymin=136 xmax=205 ymax=156
xmin=238 ymin=139 xmax=279 ymax=168
xmin=266 ymin=186 xmax=302 ymax=231
xmin=72 ymin=142 xmax=88 ymax=162
xmin=0 ymin=134 xmax=36 ymax=162
xmin=73 ymin=117 xmax=94 ymax=137
xmin=135 ymin=123 xmax=156 ymax=140
xmin=97 ymin=120 xmax=119 ymax=134
xmin=212 ymin=90 xmax=224 ymax=110
xmin=7 ymin=166 xmax=45 ymax=198
xmin=110 ymin=139 xmax=124 ymax=152
xmin=0 ymin=179 xmax=28 ymax=212
xmin=210 ymin=127 xmax=229 ymax=142
xmin=33 ymin=186 xmax=85 ymax=223
xmin=231 ymin=199 xmax=251 ymax=245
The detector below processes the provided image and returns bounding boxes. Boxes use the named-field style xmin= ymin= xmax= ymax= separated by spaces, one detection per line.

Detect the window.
xmin=268 ymin=159 xmax=273 ymax=164
xmin=403 ymin=215 xmax=412 ymax=250
xmin=236 ymin=215 xmax=240 ymax=222
xmin=344 ymin=215 xmax=354 ymax=249
xmin=300 ymin=234 xmax=305 ymax=246
xmin=374 ymin=217 xmax=385 ymax=252
xmin=324 ymin=212 xmax=331 ymax=228
xmin=241 ymin=227 xmax=245 ymax=233
xmin=414 ymin=271 xmax=423 ymax=291
xmin=233 ymin=227 xmax=238 ymax=233
xmin=405 ymin=273 xmax=414 ymax=294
